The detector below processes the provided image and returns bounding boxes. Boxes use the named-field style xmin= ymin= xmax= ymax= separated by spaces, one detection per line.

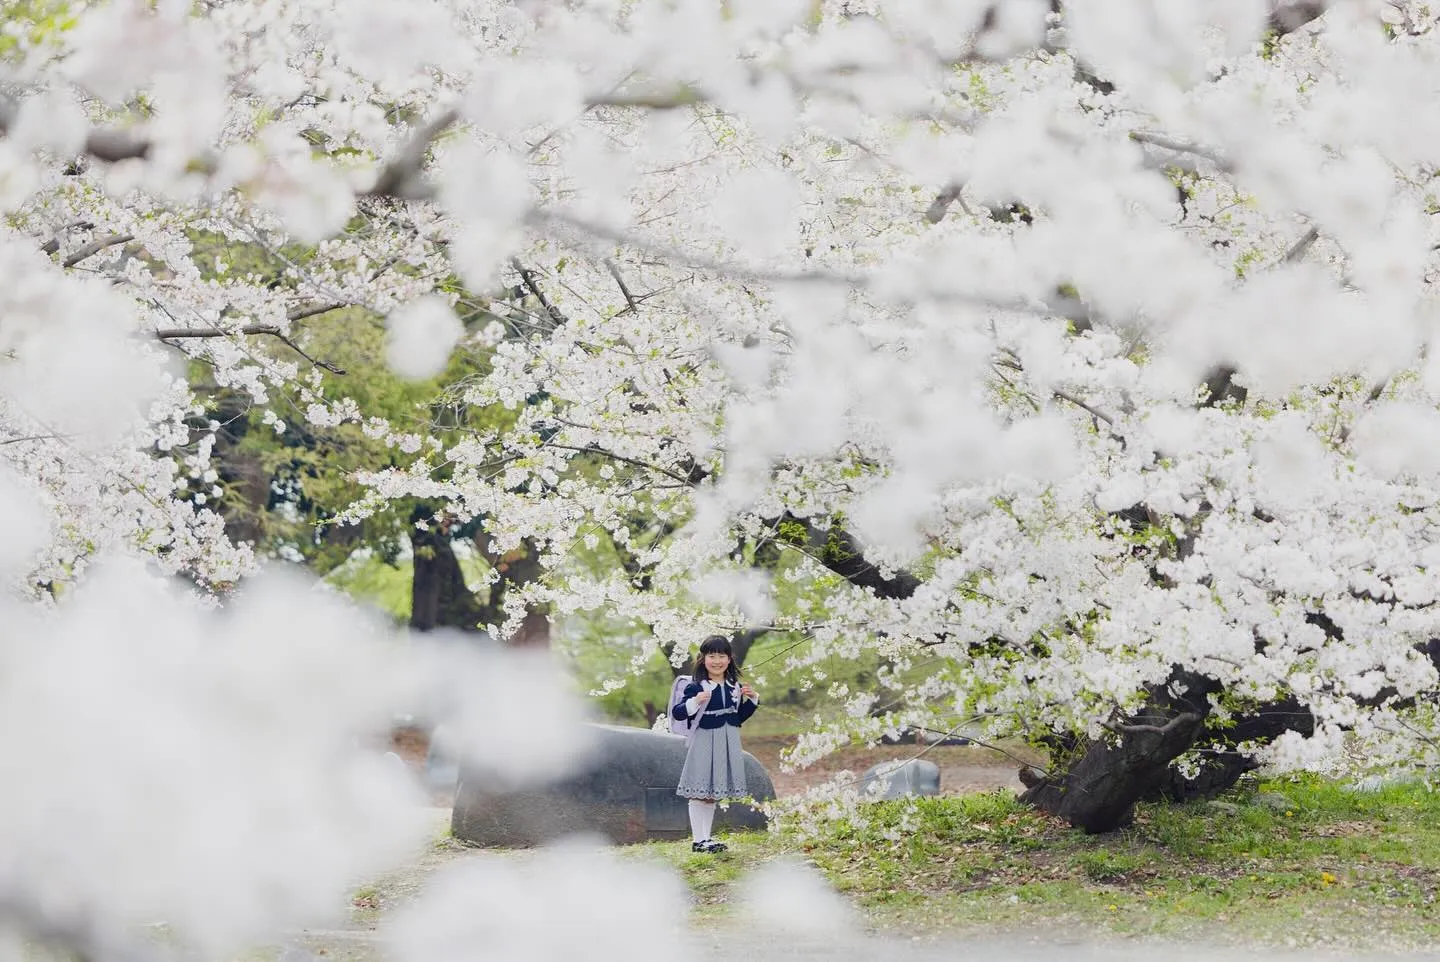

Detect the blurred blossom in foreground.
xmin=387 ymin=839 xmax=692 ymax=962
xmin=0 ymin=562 xmax=424 ymax=955
xmin=405 ymin=633 xmax=598 ymax=790
xmin=737 ymin=858 xmax=857 ymax=939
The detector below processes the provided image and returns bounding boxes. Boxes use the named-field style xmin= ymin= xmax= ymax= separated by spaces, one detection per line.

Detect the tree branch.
xmin=0 ymin=95 xmax=457 ymax=205
xmin=0 ymin=96 xmax=202 ymax=169
xmin=151 ymin=325 xmax=346 ymax=374
xmin=604 ymin=258 xmax=642 ymax=315
xmin=511 ymin=258 xmax=567 ymax=329
xmin=1281 ymin=225 xmax=1320 ymax=264
xmin=585 ymin=88 xmax=702 ymax=110
xmin=1199 ymin=365 xmax=1247 ymax=408
xmin=924 ymin=184 xmax=966 ymax=225
xmin=1052 ymin=389 xmax=1115 ymax=427
xmin=529 ymin=208 xmax=1042 ymax=314
xmin=286 ymin=301 xmax=348 ymax=322
xmin=1128 ymin=130 xmax=1235 ymax=173
xmin=62 ymin=233 xmax=134 ymax=268
xmin=775 ymin=512 xmax=922 ymax=601
xmin=151 ymin=325 xmax=287 ymax=340
xmin=0 ymin=434 xmax=65 ymax=445
xmin=364 ymin=107 xmax=460 ymax=201
xmin=539 ymin=441 xmax=696 ymax=485
xmin=1101 ymin=712 xmax=1203 ymax=736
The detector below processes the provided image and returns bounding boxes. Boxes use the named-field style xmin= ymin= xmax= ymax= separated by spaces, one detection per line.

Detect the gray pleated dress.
xmin=676 ymin=683 xmax=750 ymax=800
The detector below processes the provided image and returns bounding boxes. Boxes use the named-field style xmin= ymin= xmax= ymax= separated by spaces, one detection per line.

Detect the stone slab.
xmin=452 ymin=723 xmax=775 ymax=846
xmin=859 ymin=759 xmax=941 ymax=800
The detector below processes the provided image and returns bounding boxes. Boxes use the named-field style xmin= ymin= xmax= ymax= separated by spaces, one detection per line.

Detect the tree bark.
xmin=731 ymin=628 xmax=766 ymax=669
xmin=1019 ymin=671 xmax=1217 ymax=832
xmin=409 ymin=505 xmax=486 ymax=634
xmin=776 ymin=512 xmax=921 ymax=599
xmin=472 ymin=531 xmax=550 ymax=647
xmin=206 ymin=390 xmax=272 ymax=547
xmin=1269 ymin=1 xmax=1326 ymax=36
xmin=1145 ymin=695 xmax=1315 ymax=802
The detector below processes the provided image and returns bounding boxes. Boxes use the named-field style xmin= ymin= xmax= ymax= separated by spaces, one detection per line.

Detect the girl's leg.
xmin=687 ymin=798 xmax=717 ymax=842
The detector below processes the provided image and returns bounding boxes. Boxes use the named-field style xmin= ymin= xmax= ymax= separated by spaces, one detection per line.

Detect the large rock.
xmin=859 ymin=759 xmax=941 ymax=800
xmin=423 ymin=724 xmax=459 ymax=794
xmin=452 ymin=724 xmax=775 ymax=846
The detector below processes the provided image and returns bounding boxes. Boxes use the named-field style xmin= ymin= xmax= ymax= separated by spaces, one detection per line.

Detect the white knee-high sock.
xmin=688 ymin=800 xmax=717 ymax=841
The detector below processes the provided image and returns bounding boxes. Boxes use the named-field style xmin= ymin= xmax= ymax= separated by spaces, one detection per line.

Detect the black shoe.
xmin=691 ymin=841 xmax=707 ymax=853
xmin=701 ymin=839 xmax=728 ymax=853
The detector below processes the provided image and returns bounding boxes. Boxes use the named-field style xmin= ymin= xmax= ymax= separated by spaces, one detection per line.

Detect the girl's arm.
xmin=675 ymin=682 xmax=705 ymax=719
xmin=737 ymin=685 xmax=759 ymax=724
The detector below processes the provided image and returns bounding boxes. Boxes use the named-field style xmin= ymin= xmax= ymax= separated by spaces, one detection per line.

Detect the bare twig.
xmin=751 ymin=714 xmax=1032 ymax=798
xmin=1053 ymin=387 xmax=1128 ymax=445
xmin=909 ymin=725 xmax=1048 ymax=774
xmin=62 ymin=233 xmax=134 ymax=268
xmin=0 ymin=433 xmax=65 ymax=445
xmin=152 ymin=325 xmax=346 ymax=375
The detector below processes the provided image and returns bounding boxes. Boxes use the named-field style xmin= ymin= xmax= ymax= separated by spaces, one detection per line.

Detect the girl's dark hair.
xmin=692 ymin=634 xmax=739 ymax=684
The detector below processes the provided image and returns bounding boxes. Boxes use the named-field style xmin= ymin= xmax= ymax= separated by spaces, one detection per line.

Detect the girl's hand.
xmin=739 ymin=685 xmax=757 ymax=700
xmin=695 ymin=690 xmax=712 ymax=705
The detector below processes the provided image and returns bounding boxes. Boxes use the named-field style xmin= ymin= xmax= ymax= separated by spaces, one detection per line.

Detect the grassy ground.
xmin=628 ymin=774 xmax=1440 ymax=951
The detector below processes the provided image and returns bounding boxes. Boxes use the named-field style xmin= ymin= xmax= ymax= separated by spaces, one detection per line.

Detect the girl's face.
xmin=703 ymin=650 xmax=731 ymax=675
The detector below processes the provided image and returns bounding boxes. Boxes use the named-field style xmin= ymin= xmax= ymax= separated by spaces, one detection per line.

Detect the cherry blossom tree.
xmin=4 ymin=0 xmax=1440 ymax=954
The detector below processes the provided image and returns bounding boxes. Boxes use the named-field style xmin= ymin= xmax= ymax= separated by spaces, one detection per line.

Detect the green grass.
xmin=625 ymin=829 xmax=786 ymax=924
xmin=628 ymin=775 xmax=1440 ymax=949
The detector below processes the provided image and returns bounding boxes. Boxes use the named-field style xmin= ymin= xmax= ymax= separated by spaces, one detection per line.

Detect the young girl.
xmin=672 ymin=635 xmax=759 ymax=853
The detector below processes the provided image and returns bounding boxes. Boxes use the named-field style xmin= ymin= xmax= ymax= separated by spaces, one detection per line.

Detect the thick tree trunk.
xmin=769 ymin=511 xmax=1428 ymax=830
xmin=1145 ymin=695 xmax=1316 ymax=802
xmin=207 ymin=390 xmax=272 ymax=547
xmin=507 ymin=608 xmax=551 ymax=648
xmin=1019 ymin=671 xmax=1217 ymax=832
xmin=731 ymin=628 xmax=766 ymax=669
xmin=409 ymin=506 xmax=486 ymax=634
xmin=473 ymin=531 xmax=550 ymax=647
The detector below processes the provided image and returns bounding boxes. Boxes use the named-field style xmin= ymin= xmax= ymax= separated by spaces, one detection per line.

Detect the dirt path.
xmin=391 ymin=729 xmax=1028 ymax=804
xmin=741 ymin=735 xmax=1026 ymax=796
xmin=282 ymin=808 xmax=474 ymax=962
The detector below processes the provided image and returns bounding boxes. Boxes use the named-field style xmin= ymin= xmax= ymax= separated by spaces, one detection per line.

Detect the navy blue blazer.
xmin=671 ymin=680 xmax=758 ymax=730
